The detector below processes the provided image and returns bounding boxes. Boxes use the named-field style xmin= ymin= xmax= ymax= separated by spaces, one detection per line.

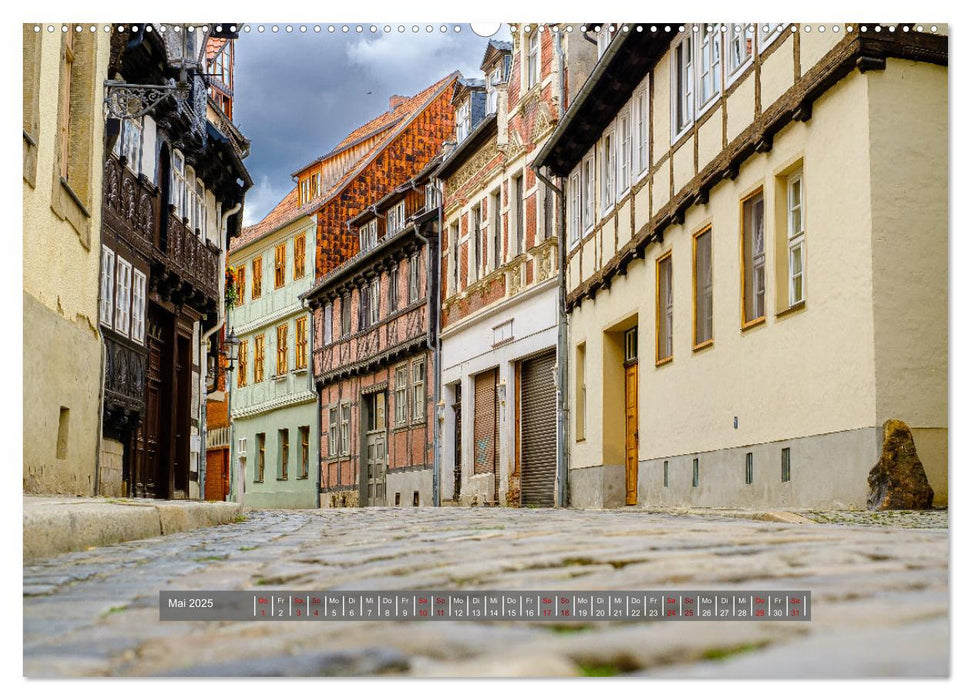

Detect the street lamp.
xmin=224 ymin=329 xmax=242 ymax=372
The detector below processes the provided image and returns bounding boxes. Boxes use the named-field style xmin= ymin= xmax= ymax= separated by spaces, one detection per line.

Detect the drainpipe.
xmin=410 ymin=182 xmax=442 ymax=507
xmin=534 ymin=26 xmax=570 ymax=508
xmin=201 ymin=200 xmax=242 ymax=500
xmin=301 ymin=295 xmax=321 ymax=509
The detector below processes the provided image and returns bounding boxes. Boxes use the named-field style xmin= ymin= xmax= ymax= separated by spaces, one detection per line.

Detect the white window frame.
xmin=409 ymin=253 xmax=421 ymax=303
xmin=412 ymin=358 xmax=425 ymax=421
xmin=695 ymin=24 xmax=722 ymax=115
xmin=671 ymin=31 xmax=694 ymax=142
xmin=456 ymin=101 xmax=470 ymax=142
xmin=425 ymin=183 xmax=438 ymax=210
xmin=323 ymin=303 xmax=333 ymax=345
xmin=527 ymin=29 xmax=541 ymax=88
xmin=328 ymin=406 xmax=339 ymax=457
xmin=787 ymin=171 xmax=806 ymax=307
xmin=116 ymin=117 xmax=143 ymax=174
xmin=726 ymin=24 xmax=755 ymax=85
xmin=339 ymin=402 xmax=351 ymax=456
xmin=597 ymin=24 xmax=614 ymax=58
xmin=114 ymin=257 xmax=133 ymax=338
xmin=758 ymin=23 xmax=786 ymax=53
xmin=582 ymin=153 xmax=595 ymax=232
xmin=394 ymin=365 xmax=408 ymax=425
xmin=100 ymin=246 xmax=115 ymax=328
xmin=172 ymin=150 xmax=186 ymax=220
xmin=368 ymin=278 xmax=380 ymax=326
xmin=634 ymin=86 xmax=649 ymax=179
xmin=131 ymin=269 xmax=146 ymax=344
xmin=449 ymin=224 xmax=459 ymax=295
xmin=618 ymin=109 xmax=631 ymax=195
xmin=194 ymin=178 xmax=205 ymax=234
xmin=388 ymin=200 xmax=406 ymax=235
xmin=359 ymin=219 xmax=378 ymax=252
xmin=568 ymin=171 xmax=582 ymax=248
xmin=600 ymin=128 xmax=616 ymax=215
xmin=184 ymin=165 xmax=196 ymax=230
xmin=490 ymin=189 xmax=502 ymax=268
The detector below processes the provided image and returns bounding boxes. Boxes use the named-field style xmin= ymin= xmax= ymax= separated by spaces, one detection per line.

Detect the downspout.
xmin=201 ymin=200 xmax=242 ymax=500
xmin=302 ymin=296 xmax=321 ymax=509
xmin=410 ymin=182 xmax=442 ymax=507
xmin=534 ymin=27 xmax=571 ymax=508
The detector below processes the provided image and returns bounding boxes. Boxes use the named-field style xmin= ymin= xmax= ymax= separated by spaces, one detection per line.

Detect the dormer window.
xmin=456 ymin=101 xmax=471 ymax=142
xmin=359 ymin=219 xmax=378 ymax=252
xmin=425 ymin=183 xmax=438 ymax=211
xmin=486 ymin=65 xmax=503 ymax=114
xmin=310 ymin=172 xmax=321 ymax=199
xmin=299 ymin=178 xmax=310 ymax=206
xmin=387 ymin=200 xmax=406 ymax=236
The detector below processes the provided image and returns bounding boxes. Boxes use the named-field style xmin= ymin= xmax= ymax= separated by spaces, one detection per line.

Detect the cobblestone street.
xmin=23 ymin=508 xmax=948 ymax=678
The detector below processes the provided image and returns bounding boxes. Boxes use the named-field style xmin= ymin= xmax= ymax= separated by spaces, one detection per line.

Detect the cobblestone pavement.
xmin=799 ymin=509 xmax=948 ymax=529
xmin=23 ymin=508 xmax=949 ymax=678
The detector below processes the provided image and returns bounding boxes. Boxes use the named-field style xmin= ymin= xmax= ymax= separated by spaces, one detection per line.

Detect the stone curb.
xmin=23 ymin=496 xmax=242 ymax=561
xmin=639 ymin=507 xmax=816 ymax=524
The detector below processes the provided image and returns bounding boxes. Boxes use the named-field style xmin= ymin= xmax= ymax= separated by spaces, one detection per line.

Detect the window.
xmin=696 ymin=24 xmax=722 ymax=111
xmin=597 ymin=24 xmax=613 ymax=58
xmin=388 ymin=200 xmax=406 ymax=235
xmin=656 ymin=253 xmax=673 ymax=363
xmin=634 ymin=88 xmax=649 ymax=176
xmin=389 ymin=264 xmax=399 ymax=311
xmin=116 ymin=117 xmax=143 ymax=173
xmin=235 ymin=265 xmax=246 ymax=305
xmin=601 ymin=130 xmax=616 ymax=213
xmin=131 ymin=270 xmax=146 ymax=344
xmin=254 ymin=334 xmax=265 ymax=382
xmin=300 ymin=178 xmax=310 ymax=205
xmin=340 ymin=293 xmax=351 ymax=336
xmin=294 ymin=234 xmax=306 ymax=279
xmin=672 ymin=32 xmax=694 ymax=138
xmin=527 ymin=29 xmax=541 ymax=88
xmin=456 ymin=100 xmax=471 ymax=142
xmin=408 ymin=254 xmax=421 ymax=303
xmin=787 ymin=171 xmax=806 ymax=306
xmin=692 ymin=457 xmax=700 ymax=487
xmin=512 ymin=174 xmax=524 ymax=256
xmin=582 ymin=155 xmax=595 ymax=231
xmin=99 ymin=246 xmax=114 ymax=328
xmin=278 ymin=429 xmax=289 ymax=480
xmin=359 ymin=219 xmax=378 ymax=252
xmin=328 ymin=407 xmax=339 ymax=457
xmin=295 ymin=317 xmax=308 ymax=369
xmin=339 ymin=403 xmax=351 ymax=456
xmin=276 ymin=324 xmax=288 ymax=375
xmin=412 ymin=358 xmax=425 ymax=421
xmin=472 ymin=205 xmax=482 ymax=279
xmin=252 ymin=256 xmax=263 ymax=299
xmin=323 ymin=303 xmax=333 ymax=345
xmin=184 ymin=166 xmax=196 ymax=230
xmin=625 ymin=327 xmax=638 ymax=363
xmin=299 ymin=426 xmax=310 ymax=479
xmin=758 ymin=23 xmax=785 ymax=53
xmin=368 ymin=278 xmax=380 ymax=326
xmin=745 ymin=452 xmax=754 ymax=485
xmin=726 ymin=24 xmax=754 ymax=81
xmin=310 ymin=173 xmax=321 ymax=199
xmin=171 ymin=151 xmax=186 ymax=220
xmin=491 ymin=189 xmax=502 ymax=268
xmin=742 ymin=191 xmax=766 ymax=325
xmin=194 ymin=179 xmax=206 ymax=235
xmin=450 ymin=224 xmax=460 ymax=294
xmin=114 ymin=257 xmax=132 ymax=338
xmin=782 ymin=447 xmax=791 ymax=482
xmin=486 ymin=65 xmax=502 ymax=114
xmin=568 ymin=171 xmax=582 ymax=247
xmin=493 ymin=319 xmax=513 ymax=346
xmin=618 ymin=110 xmax=631 ymax=194
xmin=395 ymin=365 xmax=408 ymax=424
xmin=237 ymin=340 xmax=248 ymax=387
xmin=256 ymin=433 xmax=265 ymax=482
xmin=274 ymin=243 xmax=286 ymax=288
xmin=663 ymin=460 xmax=669 ymax=487
xmin=576 ymin=342 xmax=586 ymax=440
xmin=693 ymin=228 xmax=713 ymax=347
xmin=425 ymin=182 xmax=439 ymax=210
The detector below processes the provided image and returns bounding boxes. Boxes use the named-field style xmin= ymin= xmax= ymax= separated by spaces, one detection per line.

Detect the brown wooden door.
xmin=135 ymin=324 xmax=164 ymax=498
xmin=625 ymin=363 xmax=638 ymax=505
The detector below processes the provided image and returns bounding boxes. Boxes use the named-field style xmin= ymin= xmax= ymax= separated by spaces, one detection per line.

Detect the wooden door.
xmin=364 ymin=392 xmax=387 ymax=506
xmin=135 ymin=320 xmax=164 ymax=498
xmin=625 ymin=363 xmax=638 ymax=505
xmin=452 ymin=385 xmax=462 ymax=500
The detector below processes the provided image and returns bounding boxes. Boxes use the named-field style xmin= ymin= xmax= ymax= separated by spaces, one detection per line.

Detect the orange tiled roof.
xmin=239 ymin=71 xmax=458 ymax=252
xmin=205 ymin=37 xmax=228 ymax=62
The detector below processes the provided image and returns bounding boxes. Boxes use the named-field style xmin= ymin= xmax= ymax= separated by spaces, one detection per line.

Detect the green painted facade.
xmin=228 ymin=215 xmax=318 ymax=509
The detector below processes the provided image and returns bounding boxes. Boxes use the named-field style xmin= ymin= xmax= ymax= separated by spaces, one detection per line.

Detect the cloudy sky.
xmin=233 ymin=24 xmax=511 ymax=226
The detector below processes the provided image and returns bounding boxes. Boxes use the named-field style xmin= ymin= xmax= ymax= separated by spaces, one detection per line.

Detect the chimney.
xmin=389 ymin=94 xmax=409 ymax=110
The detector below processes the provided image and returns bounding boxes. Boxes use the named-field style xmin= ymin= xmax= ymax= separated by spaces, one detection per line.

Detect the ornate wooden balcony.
xmin=314 ymin=302 xmax=428 ymax=384
xmin=103 ymin=337 xmax=147 ymax=431
xmin=102 ymin=154 xmax=159 ymax=257
xmin=161 ymin=214 xmax=220 ymax=305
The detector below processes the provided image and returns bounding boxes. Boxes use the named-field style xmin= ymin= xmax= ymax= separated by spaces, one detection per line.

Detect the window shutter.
xmin=100 ymin=247 xmax=114 ymax=328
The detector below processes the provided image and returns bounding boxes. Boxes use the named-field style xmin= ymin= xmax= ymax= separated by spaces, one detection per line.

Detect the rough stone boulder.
xmin=867 ymin=419 xmax=935 ymax=510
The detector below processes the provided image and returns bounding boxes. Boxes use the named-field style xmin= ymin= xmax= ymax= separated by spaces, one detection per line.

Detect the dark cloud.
xmin=234 ymin=25 xmax=511 ymax=225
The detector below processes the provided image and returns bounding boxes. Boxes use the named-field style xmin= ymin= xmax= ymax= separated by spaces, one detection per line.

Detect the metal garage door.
xmin=520 ymin=350 xmax=556 ymax=507
xmin=473 ymin=368 xmax=498 ymax=478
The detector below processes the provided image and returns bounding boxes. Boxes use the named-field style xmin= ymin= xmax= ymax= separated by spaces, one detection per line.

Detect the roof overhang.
xmin=534 ymin=28 xmax=672 ymax=177
xmin=434 ymin=113 xmax=498 ymax=181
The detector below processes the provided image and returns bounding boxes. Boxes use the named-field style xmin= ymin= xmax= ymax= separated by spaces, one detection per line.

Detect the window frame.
xmin=740 ymin=189 xmax=767 ymax=328
xmin=582 ymin=153 xmax=596 ymax=232
xmin=328 ymin=406 xmax=339 ymax=458
xmin=634 ymin=86 xmax=649 ymax=179
xmin=251 ymin=256 xmax=263 ymax=299
xmin=278 ymin=428 xmax=289 ymax=480
xmin=600 ymin=127 xmax=616 ymax=215
xmin=490 ymin=188 xmax=502 ymax=269
xmin=692 ymin=226 xmax=714 ymax=350
xmin=575 ymin=341 xmax=586 ymax=441
xmin=695 ymin=23 xmax=723 ymax=116
xmin=299 ymin=426 xmax=310 ymax=479
xmin=786 ymin=171 xmax=806 ymax=307
xmin=671 ymin=31 xmax=694 ymax=143
xmin=323 ymin=303 xmax=333 ymax=346
xmin=655 ymin=252 xmax=674 ymax=365
xmin=408 ymin=253 xmax=421 ymax=303
xmin=394 ymin=364 xmax=409 ymax=425
xmin=254 ymin=333 xmax=265 ymax=383
xmin=274 ymin=243 xmax=286 ymax=289
xmin=276 ymin=323 xmax=288 ymax=375
xmin=758 ymin=23 xmax=786 ymax=54
xmin=131 ymin=269 xmax=146 ymax=344
xmin=726 ymin=24 xmax=755 ymax=85
xmin=114 ymin=256 xmax=133 ymax=338
xmin=618 ymin=108 xmax=632 ymax=195
xmin=339 ymin=402 xmax=351 ymax=457
xmin=235 ymin=265 xmax=246 ymax=305
xmin=294 ymin=233 xmax=306 ymax=279
xmin=568 ymin=170 xmax=582 ymax=248
xmin=99 ymin=246 xmax=115 ymax=329
xmin=295 ymin=316 xmax=308 ymax=369
xmin=527 ymin=29 xmax=541 ymax=89
xmin=256 ymin=432 xmax=265 ymax=482
xmin=340 ymin=293 xmax=351 ymax=337
xmin=237 ymin=339 xmax=248 ymax=388
xmin=412 ymin=358 xmax=425 ymax=422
